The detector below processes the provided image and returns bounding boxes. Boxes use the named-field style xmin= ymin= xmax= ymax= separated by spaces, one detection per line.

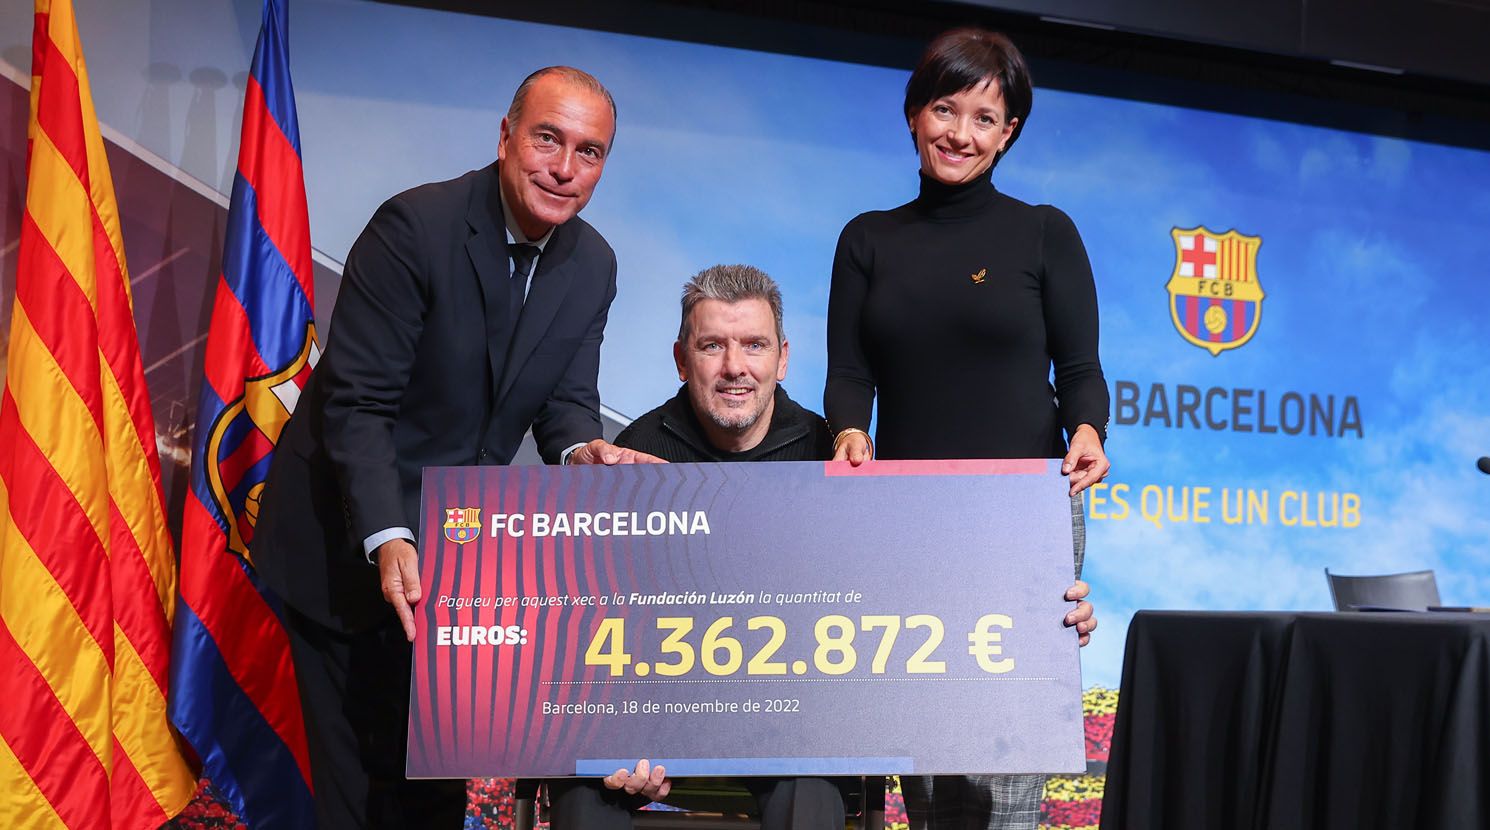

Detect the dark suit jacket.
xmin=253 ymin=163 xmax=616 ymax=632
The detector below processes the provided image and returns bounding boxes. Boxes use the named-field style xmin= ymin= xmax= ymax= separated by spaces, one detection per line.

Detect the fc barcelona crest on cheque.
xmin=444 ymin=507 xmax=482 ymax=544
xmin=1166 ymin=226 xmax=1264 ymax=356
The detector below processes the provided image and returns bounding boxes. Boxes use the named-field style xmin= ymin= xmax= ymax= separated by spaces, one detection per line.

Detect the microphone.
xmin=1479 ymin=457 xmax=1490 ymax=475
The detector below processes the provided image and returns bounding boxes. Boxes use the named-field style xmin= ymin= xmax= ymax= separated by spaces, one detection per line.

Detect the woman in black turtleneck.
xmin=824 ymin=27 xmax=1109 ymax=830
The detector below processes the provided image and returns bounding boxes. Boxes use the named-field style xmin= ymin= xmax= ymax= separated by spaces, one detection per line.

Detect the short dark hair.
xmin=507 ymin=66 xmax=617 ymax=128
xmin=903 ymin=28 xmax=1033 ymax=166
xmin=679 ymin=264 xmax=785 ymax=343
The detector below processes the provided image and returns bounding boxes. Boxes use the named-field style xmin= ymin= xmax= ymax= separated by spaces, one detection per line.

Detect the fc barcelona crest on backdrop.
xmin=444 ymin=508 xmax=482 ymax=544
xmin=1166 ymin=226 xmax=1265 ymax=356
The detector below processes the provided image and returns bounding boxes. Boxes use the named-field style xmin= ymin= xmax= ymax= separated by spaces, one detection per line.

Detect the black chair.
xmin=516 ymin=776 xmax=885 ymax=829
xmin=1324 ymin=567 xmax=1440 ymax=611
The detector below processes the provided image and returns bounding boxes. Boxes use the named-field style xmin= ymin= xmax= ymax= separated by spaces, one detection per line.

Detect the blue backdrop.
xmin=3 ymin=0 xmax=1487 ymax=688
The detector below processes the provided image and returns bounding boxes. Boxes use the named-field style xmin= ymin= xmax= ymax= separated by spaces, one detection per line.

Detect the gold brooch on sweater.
xmin=970 ymin=268 xmax=987 ymax=284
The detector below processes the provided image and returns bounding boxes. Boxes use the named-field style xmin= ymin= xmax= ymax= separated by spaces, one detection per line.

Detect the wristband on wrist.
xmin=833 ymin=427 xmax=873 ymax=459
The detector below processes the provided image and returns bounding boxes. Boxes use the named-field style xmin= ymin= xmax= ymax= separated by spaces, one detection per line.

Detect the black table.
xmin=1101 ymin=611 xmax=1490 ymax=829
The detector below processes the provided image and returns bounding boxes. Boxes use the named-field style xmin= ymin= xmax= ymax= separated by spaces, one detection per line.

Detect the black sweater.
xmin=615 ymin=386 xmax=833 ymax=463
xmin=824 ymin=168 xmax=1109 ymax=460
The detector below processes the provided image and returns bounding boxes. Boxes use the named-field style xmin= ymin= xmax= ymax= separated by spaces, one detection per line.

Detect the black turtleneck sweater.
xmin=824 ymin=169 xmax=1108 ymax=460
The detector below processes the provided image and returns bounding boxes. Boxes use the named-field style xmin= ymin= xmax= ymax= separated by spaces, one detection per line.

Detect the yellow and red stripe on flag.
xmin=0 ymin=1 xmax=195 ymax=827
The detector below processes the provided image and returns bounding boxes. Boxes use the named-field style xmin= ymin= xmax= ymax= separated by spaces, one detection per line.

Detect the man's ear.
xmin=673 ymin=340 xmax=687 ymax=382
xmin=777 ymin=339 xmax=790 ymax=382
xmin=497 ymin=116 xmax=511 ymax=162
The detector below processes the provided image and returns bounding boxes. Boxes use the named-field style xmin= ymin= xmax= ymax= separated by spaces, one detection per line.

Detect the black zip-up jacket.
xmin=614 ymin=385 xmax=833 ymax=463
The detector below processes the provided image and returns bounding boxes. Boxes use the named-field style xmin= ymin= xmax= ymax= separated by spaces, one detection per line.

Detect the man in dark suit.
xmin=252 ymin=66 xmax=658 ymax=829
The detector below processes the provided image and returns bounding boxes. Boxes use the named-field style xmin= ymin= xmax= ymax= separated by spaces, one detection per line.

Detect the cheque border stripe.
xmin=823 ymin=459 xmax=1050 ymax=476
xmin=576 ymin=757 xmax=915 ymax=776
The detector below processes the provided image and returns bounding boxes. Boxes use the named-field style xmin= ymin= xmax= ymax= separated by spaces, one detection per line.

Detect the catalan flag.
xmin=0 ymin=1 xmax=195 ymax=827
xmin=167 ymin=0 xmax=318 ymax=825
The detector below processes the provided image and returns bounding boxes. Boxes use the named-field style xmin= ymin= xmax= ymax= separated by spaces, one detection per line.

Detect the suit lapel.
xmin=465 ymin=165 xmax=512 ymax=402
xmin=497 ymin=224 xmax=575 ymax=404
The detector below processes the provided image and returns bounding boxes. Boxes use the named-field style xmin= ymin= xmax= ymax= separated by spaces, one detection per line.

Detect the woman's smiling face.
xmin=909 ymin=79 xmax=1017 ymax=185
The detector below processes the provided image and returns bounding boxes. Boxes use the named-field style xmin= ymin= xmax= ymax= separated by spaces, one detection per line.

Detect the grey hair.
xmin=507 ymin=66 xmax=617 ymax=129
xmin=678 ymin=264 xmax=785 ymax=343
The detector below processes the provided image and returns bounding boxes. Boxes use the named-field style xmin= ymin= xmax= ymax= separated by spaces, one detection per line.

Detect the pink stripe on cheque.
xmin=823 ymin=458 xmax=1050 ymax=477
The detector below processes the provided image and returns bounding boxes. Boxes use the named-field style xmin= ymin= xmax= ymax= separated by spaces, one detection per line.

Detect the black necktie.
xmin=508 ymin=242 xmax=539 ymax=323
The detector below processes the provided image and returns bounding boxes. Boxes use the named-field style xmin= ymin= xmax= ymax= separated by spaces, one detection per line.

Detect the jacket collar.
xmin=658 ymin=385 xmax=811 ymax=460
